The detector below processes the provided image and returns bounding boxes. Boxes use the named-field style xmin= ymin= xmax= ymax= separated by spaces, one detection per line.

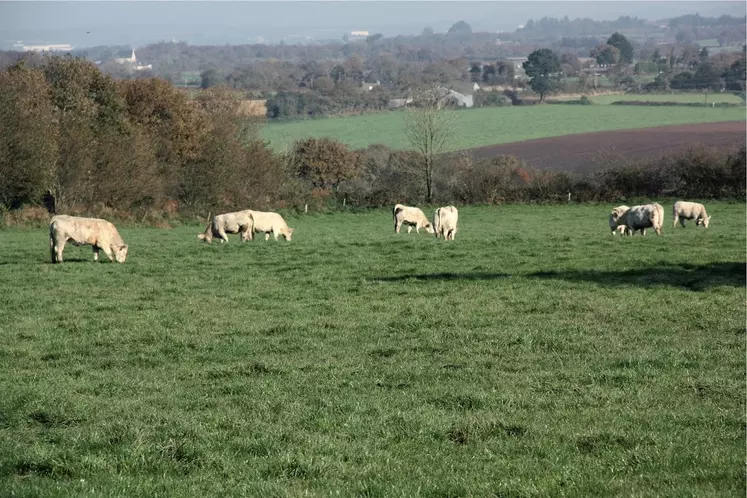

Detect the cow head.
xmin=284 ymin=227 xmax=295 ymax=242
xmin=424 ymin=223 xmax=435 ymax=234
xmin=699 ymin=215 xmax=711 ymax=228
xmin=198 ymin=219 xmax=214 ymax=243
xmin=114 ymin=244 xmax=128 ymax=263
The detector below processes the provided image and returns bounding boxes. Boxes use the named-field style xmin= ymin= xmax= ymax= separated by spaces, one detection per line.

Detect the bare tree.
xmin=404 ymin=87 xmax=457 ymax=202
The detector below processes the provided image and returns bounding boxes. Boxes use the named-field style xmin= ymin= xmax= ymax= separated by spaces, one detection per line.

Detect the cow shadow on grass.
xmin=372 ymin=272 xmax=510 ymax=282
xmin=530 ymin=262 xmax=745 ymax=292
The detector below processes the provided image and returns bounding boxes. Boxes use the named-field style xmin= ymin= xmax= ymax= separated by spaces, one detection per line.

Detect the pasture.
xmin=262 ymin=105 xmax=746 ymax=153
xmin=566 ymin=93 xmax=746 ymax=105
xmin=1 ymin=202 xmax=745 ymax=497
xmin=695 ymin=40 xmax=745 ymax=54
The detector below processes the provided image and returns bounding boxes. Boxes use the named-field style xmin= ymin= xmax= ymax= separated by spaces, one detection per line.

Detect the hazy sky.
xmin=1 ymin=1 xmax=744 ymax=48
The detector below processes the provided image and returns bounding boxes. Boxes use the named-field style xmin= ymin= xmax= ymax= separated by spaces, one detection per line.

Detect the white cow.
xmin=246 ymin=210 xmax=294 ymax=241
xmin=49 ymin=215 xmax=128 ymax=263
xmin=609 ymin=205 xmax=630 ymax=235
xmin=621 ymin=202 xmax=664 ymax=236
xmin=433 ymin=206 xmax=458 ymax=240
xmin=393 ymin=204 xmax=434 ymax=234
xmin=198 ymin=210 xmax=253 ymax=244
xmin=673 ymin=201 xmax=711 ymax=228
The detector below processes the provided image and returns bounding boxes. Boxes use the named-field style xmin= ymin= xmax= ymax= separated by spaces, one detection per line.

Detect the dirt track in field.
xmin=459 ymin=121 xmax=746 ymax=173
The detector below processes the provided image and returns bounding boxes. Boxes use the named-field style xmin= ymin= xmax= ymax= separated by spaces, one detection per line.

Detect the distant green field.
xmin=1 ymin=203 xmax=744 ymax=496
xmin=696 ymin=39 xmax=745 ymax=53
xmin=263 ymin=105 xmax=747 ymax=152
xmin=576 ymin=93 xmax=746 ymax=105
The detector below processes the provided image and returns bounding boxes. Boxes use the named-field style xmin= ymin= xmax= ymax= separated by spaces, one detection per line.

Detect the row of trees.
xmin=0 ymin=57 xmax=288 ymax=215
xmin=1 ymin=25 xmax=743 ymax=121
xmin=1 ymin=56 xmax=743 ymax=226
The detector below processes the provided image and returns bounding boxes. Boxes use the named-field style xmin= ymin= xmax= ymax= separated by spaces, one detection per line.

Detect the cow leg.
xmin=50 ymin=237 xmax=57 ymax=263
xmin=264 ymin=232 xmax=270 ymax=241
xmin=641 ymin=228 xmax=647 ymax=236
xmin=218 ymin=229 xmax=229 ymax=243
xmin=93 ymin=246 xmax=100 ymax=262
xmin=407 ymin=226 xmax=413 ymax=233
xmin=54 ymin=239 xmax=66 ymax=263
xmin=101 ymin=245 xmax=114 ymax=262
xmin=679 ymin=216 xmax=686 ymax=228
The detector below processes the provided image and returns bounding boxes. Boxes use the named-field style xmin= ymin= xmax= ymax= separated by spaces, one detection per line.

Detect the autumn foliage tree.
xmin=292 ymin=137 xmax=360 ymax=192
xmin=0 ymin=54 xmax=290 ymax=217
xmin=0 ymin=63 xmax=59 ymax=208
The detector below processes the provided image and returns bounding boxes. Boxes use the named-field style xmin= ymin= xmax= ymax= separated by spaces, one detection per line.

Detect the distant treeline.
xmin=0 ymin=57 xmax=744 ymax=228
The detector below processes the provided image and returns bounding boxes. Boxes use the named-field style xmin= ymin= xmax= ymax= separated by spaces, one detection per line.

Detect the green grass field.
xmin=580 ymin=93 xmax=746 ymax=105
xmin=262 ymin=105 xmax=746 ymax=152
xmin=1 ymin=202 xmax=745 ymax=496
xmin=696 ymin=40 xmax=745 ymax=54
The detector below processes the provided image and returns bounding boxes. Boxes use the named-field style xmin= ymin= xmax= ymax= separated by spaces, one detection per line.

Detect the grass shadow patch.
xmin=576 ymin=433 xmax=636 ymax=455
xmin=372 ymin=272 xmax=510 ymax=282
xmin=156 ymin=438 xmax=204 ymax=474
xmin=206 ymin=362 xmax=283 ymax=379
xmin=262 ymin=457 xmax=322 ymax=480
xmin=530 ymin=262 xmax=745 ymax=291
xmin=447 ymin=419 xmax=527 ymax=444
xmin=29 ymin=410 xmax=82 ymax=428
xmin=10 ymin=457 xmax=75 ymax=478
xmin=369 ymin=347 xmax=396 ymax=358
xmin=429 ymin=394 xmax=485 ymax=411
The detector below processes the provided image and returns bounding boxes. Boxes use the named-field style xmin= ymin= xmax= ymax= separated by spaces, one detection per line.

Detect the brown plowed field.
xmin=461 ymin=121 xmax=746 ymax=173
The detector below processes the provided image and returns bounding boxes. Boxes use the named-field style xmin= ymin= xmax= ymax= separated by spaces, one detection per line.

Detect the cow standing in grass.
xmin=621 ymin=202 xmax=664 ymax=236
xmin=673 ymin=201 xmax=711 ymax=228
xmin=198 ymin=211 xmax=253 ymax=244
xmin=49 ymin=215 xmax=129 ymax=263
xmin=393 ymin=204 xmax=434 ymax=234
xmin=609 ymin=205 xmax=630 ymax=235
xmin=433 ymin=206 xmax=459 ymax=240
xmin=247 ymin=211 xmax=295 ymax=241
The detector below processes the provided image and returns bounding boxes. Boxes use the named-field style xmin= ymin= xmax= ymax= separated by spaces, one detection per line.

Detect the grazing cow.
xmin=433 ymin=206 xmax=459 ymax=240
xmin=49 ymin=215 xmax=128 ymax=263
xmin=247 ymin=210 xmax=294 ymax=241
xmin=673 ymin=201 xmax=711 ymax=228
xmin=198 ymin=210 xmax=253 ymax=244
xmin=609 ymin=205 xmax=630 ymax=235
xmin=621 ymin=202 xmax=664 ymax=236
xmin=393 ymin=204 xmax=434 ymax=234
